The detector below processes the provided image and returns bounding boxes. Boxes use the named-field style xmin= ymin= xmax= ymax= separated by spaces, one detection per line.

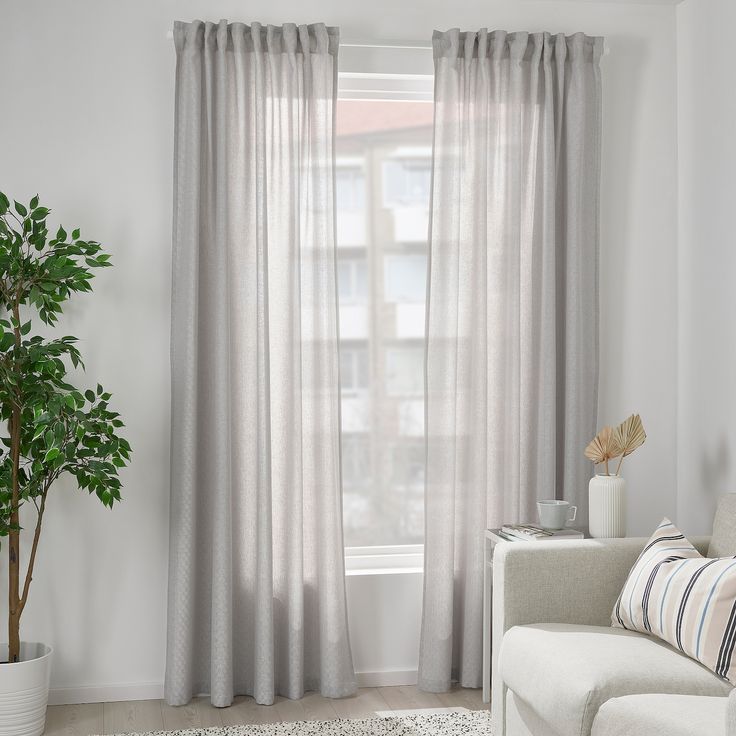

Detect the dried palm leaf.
xmin=614 ymin=414 xmax=646 ymax=456
xmin=584 ymin=425 xmax=623 ymax=475
xmin=613 ymin=414 xmax=646 ymax=474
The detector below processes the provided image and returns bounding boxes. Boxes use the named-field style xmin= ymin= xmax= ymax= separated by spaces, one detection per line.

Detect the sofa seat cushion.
xmin=500 ymin=623 xmax=732 ymax=736
xmin=591 ymin=694 xmax=728 ymax=736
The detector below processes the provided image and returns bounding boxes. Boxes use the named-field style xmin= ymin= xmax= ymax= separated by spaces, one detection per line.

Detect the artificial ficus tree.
xmin=0 ymin=192 xmax=130 ymax=664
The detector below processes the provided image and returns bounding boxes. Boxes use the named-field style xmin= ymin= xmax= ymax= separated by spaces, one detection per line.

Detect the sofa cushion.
xmin=710 ymin=493 xmax=736 ymax=558
xmin=591 ymin=694 xmax=727 ymax=736
xmin=612 ymin=517 xmax=736 ymax=683
xmin=500 ymin=623 xmax=732 ymax=736
xmin=505 ymin=690 xmax=560 ymax=736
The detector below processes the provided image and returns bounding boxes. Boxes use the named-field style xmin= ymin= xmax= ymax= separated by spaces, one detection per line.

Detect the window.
xmin=338 ymin=258 xmax=368 ymax=304
xmin=340 ymin=346 xmax=369 ymax=393
xmin=390 ymin=440 xmax=425 ymax=489
xmin=342 ymin=434 xmax=372 ymax=490
xmin=384 ymin=254 xmax=427 ymax=303
xmin=386 ymin=346 xmax=424 ymax=396
xmin=336 ymin=158 xmax=368 ymax=246
xmin=336 ymin=165 xmax=366 ymax=211
xmin=383 ymin=154 xmax=432 ymax=207
xmin=336 ymin=88 xmax=433 ymax=548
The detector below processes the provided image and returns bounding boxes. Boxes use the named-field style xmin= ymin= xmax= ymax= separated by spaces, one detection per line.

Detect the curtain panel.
xmin=419 ymin=29 xmax=604 ymax=691
xmin=166 ymin=20 xmax=356 ymax=707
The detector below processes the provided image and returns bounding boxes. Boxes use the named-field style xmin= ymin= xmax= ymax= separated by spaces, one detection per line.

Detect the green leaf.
xmin=0 ymin=332 xmax=14 ymax=351
xmin=0 ymin=193 xmax=130 ymax=523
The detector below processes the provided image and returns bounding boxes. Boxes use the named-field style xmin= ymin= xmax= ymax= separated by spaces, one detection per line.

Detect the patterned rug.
xmin=103 ymin=711 xmax=493 ymax=736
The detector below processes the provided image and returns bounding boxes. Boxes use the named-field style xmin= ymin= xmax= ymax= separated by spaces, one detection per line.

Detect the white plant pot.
xmin=0 ymin=642 xmax=52 ymax=736
xmin=589 ymin=474 xmax=627 ymax=538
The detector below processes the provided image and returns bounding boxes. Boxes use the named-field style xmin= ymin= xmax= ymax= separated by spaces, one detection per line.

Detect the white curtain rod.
xmin=341 ymin=41 xmax=433 ymax=50
xmin=162 ymin=30 xmax=430 ymax=47
xmin=164 ymin=30 xmax=609 ymax=55
xmin=342 ymin=38 xmax=610 ymax=56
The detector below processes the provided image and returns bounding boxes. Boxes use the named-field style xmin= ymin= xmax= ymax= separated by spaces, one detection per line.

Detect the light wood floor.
xmin=44 ymin=685 xmax=486 ymax=735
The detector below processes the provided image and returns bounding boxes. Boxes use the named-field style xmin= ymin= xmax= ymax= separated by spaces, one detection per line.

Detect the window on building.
xmin=336 ymin=165 xmax=366 ymax=211
xmin=382 ymin=155 xmax=432 ymax=207
xmin=335 ymin=90 xmax=433 ymax=548
xmin=385 ymin=346 xmax=424 ymax=396
xmin=390 ymin=440 xmax=425 ymax=489
xmin=340 ymin=346 xmax=369 ymax=394
xmin=342 ymin=434 xmax=372 ymax=491
xmin=384 ymin=254 xmax=427 ymax=303
xmin=337 ymin=258 xmax=368 ymax=304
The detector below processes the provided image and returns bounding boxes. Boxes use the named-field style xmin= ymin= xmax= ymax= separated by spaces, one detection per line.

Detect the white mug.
xmin=537 ymin=500 xmax=577 ymax=530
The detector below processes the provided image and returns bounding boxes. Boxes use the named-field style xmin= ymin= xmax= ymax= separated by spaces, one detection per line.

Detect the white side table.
xmin=482 ymin=529 xmax=504 ymax=703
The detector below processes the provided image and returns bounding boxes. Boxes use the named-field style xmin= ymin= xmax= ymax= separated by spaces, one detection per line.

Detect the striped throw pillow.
xmin=612 ymin=518 xmax=736 ymax=682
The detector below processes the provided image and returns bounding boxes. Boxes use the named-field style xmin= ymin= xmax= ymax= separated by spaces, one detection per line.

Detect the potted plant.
xmin=0 ymin=193 xmax=130 ymax=736
xmin=584 ymin=413 xmax=646 ymax=538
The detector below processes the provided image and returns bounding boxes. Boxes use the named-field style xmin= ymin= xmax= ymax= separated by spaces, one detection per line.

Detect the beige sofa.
xmin=492 ymin=494 xmax=736 ymax=736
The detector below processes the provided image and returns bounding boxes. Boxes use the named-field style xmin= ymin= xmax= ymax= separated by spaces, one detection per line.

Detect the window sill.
xmin=346 ymin=566 xmax=423 ymax=577
xmin=345 ymin=545 xmax=424 ymax=575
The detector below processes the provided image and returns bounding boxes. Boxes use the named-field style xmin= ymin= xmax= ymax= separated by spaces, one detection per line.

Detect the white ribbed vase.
xmin=588 ymin=474 xmax=627 ymax=538
xmin=0 ymin=642 xmax=52 ymax=736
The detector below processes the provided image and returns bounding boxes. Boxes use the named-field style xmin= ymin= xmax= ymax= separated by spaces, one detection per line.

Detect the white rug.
xmin=103 ymin=710 xmax=493 ymax=736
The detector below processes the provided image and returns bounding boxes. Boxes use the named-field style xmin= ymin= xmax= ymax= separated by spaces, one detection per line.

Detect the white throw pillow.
xmin=612 ymin=518 xmax=736 ymax=683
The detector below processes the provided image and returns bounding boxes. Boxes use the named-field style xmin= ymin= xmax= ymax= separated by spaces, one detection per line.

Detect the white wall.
xmin=676 ymin=0 xmax=736 ymax=536
xmin=346 ymin=571 xmax=423 ymax=686
xmin=0 ymin=0 xmax=681 ymax=700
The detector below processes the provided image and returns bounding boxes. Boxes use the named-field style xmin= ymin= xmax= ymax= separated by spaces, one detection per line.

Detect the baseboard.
xmin=48 ymin=681 xmax=164 ymax=706
xmin=355 ymin=669 xmax=418 ymax=687
xmin=49 ymin=671 xmax=417 ymax=705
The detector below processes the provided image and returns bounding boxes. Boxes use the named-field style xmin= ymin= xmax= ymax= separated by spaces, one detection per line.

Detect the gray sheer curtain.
xmin=166 ymin=20 xmax=356 ymax=707
xmin=419 ymin=29 xmax=603 ymax=691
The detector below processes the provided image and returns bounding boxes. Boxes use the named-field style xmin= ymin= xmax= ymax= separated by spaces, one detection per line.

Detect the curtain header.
xmin=433 ymin=29 xmax=603 ymax=64
xmin=174 ymin=20 xmax=339 ymax=57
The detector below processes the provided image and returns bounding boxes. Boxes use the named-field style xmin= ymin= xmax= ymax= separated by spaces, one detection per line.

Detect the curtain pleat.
xmin=166 ymin=19 xmax=356 ymax=707
xmin=419 ymin=29 xmax=603 ymax=692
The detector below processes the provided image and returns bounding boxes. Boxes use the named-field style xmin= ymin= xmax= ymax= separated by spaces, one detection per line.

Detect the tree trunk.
xmin=8 ymin=587 xmax=20 ymax=663
xmin=8 ymin=297 xmax=22 ymax=664
xmin=8 ymin=407 xmax=21 ymax=663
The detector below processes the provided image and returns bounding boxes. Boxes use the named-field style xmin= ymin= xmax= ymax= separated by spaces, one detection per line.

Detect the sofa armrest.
xmin=490 ymin=535 xmax=710 ymax=734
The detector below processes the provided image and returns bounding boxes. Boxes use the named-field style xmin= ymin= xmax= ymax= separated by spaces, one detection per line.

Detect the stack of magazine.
xmin=497 ymin=524 xmax=584 ymax=542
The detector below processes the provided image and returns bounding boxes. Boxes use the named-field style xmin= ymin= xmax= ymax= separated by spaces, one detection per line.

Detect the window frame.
xmin=344 ymin=544 xmax=424 ymax=574
xmin=337 ymin=70 xmax=434 ymax=566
